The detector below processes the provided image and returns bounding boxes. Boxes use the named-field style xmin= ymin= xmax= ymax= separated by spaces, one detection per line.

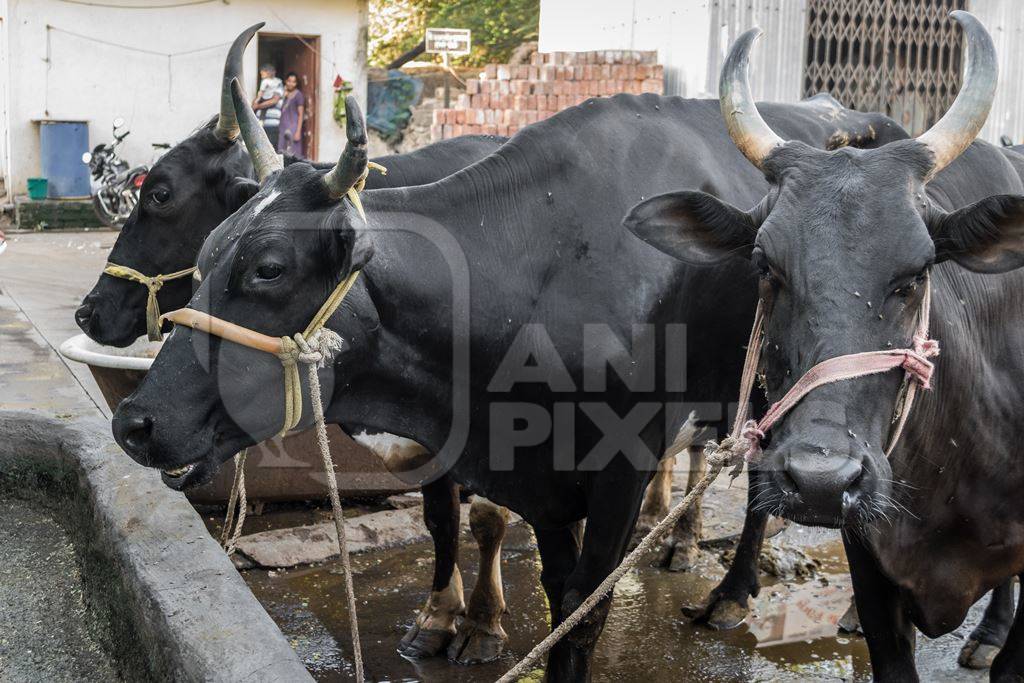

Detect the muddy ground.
xmin=212 ymin=494 xmax=994 ymax=682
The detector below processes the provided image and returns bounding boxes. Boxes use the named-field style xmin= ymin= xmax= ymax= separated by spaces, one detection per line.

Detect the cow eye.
xmin=893 ymin=272 xmax=927 ymax=298
xmin=255 ymin=263 xmax=283 ymax=281
xmin=751 ymin=247 xmax=782 ymax=285
xmin=150 ymin=188 xmax=171 ymax=204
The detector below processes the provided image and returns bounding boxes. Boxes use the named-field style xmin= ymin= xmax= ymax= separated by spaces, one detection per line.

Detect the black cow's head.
xmin=626 ymin=12 xmax=1024 ymax=528
xmin=111 ymin=83 xmax=374 ymax=489
xmin=75 ymin=25 xmax=263 ymax=347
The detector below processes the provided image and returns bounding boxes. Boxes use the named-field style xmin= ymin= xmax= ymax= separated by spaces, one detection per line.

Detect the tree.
xmin=369 ymin=0 xmax=540 ymax=68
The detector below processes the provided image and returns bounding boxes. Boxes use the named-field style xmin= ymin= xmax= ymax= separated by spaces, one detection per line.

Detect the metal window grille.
xmin=803 ymin=0 xmax=966 ymax=135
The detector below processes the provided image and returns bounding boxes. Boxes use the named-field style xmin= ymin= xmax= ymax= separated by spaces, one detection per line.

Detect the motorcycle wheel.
xmin=91 ymin=192 xmax=120 ymax=228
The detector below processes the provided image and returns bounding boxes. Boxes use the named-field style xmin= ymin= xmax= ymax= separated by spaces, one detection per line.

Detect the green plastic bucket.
xmin=27 ymin=177 xmax=48 ymax=200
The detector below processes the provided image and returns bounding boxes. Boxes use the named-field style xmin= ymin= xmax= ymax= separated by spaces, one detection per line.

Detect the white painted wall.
xmin=539 ymin=0 xmax=806 ymax=101
xmin=969 ymin=0 xmax=1024 ymax=145
xmin=3 ymin=0 xmax=367 ymax=197
xmin=0 ymin=0 xmax=10 ymax=198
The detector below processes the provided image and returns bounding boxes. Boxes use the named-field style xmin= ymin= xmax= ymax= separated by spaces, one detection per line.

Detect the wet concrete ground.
xmin=237 ymin=507 xmax=992 ymax=682
xmin=0 ymin=499 xmax=120 ymax=682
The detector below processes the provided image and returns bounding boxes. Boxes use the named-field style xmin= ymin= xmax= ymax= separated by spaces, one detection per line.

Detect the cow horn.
xmin=214 ymin=23 xmax=264 ymax=143
xmin=719 ymin=28 xmax=785 ymax=169
xmin=230 ymin=78 xmax=283 ymax=182
xmin=917 ymin=11 xmax=997 ymax=178
xmin=323 ymin=96 xmax=368 ymax=200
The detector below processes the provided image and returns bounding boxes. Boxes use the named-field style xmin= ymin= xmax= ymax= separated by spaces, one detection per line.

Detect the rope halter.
xmin=160 ymin=268 xmax=361 ymax=437
xmin=707 ymin=272 xmax=939 ymax=477
xmin=103 ymin=263 xmax=198 ymax=341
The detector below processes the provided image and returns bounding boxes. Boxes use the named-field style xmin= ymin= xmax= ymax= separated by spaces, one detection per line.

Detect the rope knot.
xmin=903 ymin=334 xmax=939 ymax=390
xmin=294 ymin=329 xmax=344 ymax=367
xmin=740 ymin=420 xmax=765 ymax=464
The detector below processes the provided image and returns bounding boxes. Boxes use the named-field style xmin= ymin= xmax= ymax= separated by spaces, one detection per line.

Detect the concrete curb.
xmin=0 ymin=409 xmax=313 ymax=682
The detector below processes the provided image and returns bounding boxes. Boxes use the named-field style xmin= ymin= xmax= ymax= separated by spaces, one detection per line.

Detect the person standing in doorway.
xmin=252 ymin=64 xmax=283 ymax=151
xmin=279 ymin=72 xmax=306 ymax=158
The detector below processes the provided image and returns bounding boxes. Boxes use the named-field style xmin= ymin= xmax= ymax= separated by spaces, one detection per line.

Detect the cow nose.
xmin=75 ymin=301 xmax=95 ymax=333
xmin=783 ymin=451 xmax=864 ymax=520
xmin=112 ymin=414 xmax=154 ymax=465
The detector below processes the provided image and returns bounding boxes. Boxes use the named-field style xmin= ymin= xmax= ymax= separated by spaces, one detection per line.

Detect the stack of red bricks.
xmin=430 ymin=50 xmax=664 ymax=140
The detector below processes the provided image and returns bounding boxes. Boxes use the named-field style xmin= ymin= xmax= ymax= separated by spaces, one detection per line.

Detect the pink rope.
xmin=737 ymin=274 xmax=937 ymax=463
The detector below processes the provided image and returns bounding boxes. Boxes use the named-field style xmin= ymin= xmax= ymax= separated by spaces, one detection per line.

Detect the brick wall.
xmin=430 ymin=51 xmax=664 ymax=140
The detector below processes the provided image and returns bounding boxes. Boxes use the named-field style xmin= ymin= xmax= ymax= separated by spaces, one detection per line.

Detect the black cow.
xmin=72 ymin=25 xmax=513 ymax=665
xmin=109 ymin=77 xmax=915 ymax=677
xmin=75 ymin=24 xmax=504 ymax=349
xmin=628 ymin=12 xmax=1024 ymax=681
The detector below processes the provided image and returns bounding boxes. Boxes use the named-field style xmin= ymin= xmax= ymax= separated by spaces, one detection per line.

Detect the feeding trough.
xmin=59 ymin=334 xmax=413 ymax=503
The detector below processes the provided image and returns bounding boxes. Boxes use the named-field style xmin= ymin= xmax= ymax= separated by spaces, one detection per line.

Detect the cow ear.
xmin=929 ymin=195 xmax=1024 ymax=274
xmin=320 ymin=203 xmax=375 ymax=277
xmin=623 ymin=191 xmax=758 ymax=265
xmin=224 ymin=176 xmax=260 ymax=213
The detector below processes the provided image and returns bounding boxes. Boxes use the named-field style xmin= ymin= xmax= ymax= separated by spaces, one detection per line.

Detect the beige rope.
xmin=497 ymin=303 xmax=769 ymax=682
xmin=103 ymin=262 xmax=197 ymax=341
xmin=496 ymin=436 xmax=741 ymax=683
xmin=164 ymin=165 xmax=381 ymax=681
xmin=305 ymin=353 xmax=363 ymax=681
xmin=220 ymin=449 xmax=248 ymax=554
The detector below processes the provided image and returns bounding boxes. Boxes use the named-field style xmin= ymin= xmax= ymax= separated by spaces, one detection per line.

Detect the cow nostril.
xmin=115 ymin=415 xmax=154 ymax=462
xmin=74 ymin=303 xmax=94 ymax=331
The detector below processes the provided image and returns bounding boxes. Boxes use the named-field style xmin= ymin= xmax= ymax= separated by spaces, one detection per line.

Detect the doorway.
xmin=257 ymin=33 xmax=320 ymax=161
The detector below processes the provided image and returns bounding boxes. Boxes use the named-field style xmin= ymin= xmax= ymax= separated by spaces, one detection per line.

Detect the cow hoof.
xmin=958 ymin=639 xmax=1000 ymax=670
xmin=682 ymin=594 xmax=750 ymax=630
xmin=397 ymin=624 xmax=452 ymax=659
xmin=658 ymin=539 xmax=701 ymax=572
xmin=837 ymin=599 xmax=862 ymax=634
xmin=447 ymin=618 xmax=508 ymax=665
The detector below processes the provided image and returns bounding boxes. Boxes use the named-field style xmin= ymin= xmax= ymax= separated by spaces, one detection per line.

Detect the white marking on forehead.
xmin=252 ymin=189 xmax=281 ymax=217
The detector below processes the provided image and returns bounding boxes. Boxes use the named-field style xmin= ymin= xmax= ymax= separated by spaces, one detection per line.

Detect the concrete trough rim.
xmin=0 ymin=409 xmax=313 ymax=682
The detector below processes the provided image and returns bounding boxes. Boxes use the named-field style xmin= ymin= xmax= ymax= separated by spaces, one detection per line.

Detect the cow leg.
xmin=397 ymin=474 xmax=465 ymax=658
xmin=843 ymin=529 xmax=918 ymax=682
xmin=535 ymin=522 xmax=584 ymax=679
xmin=656 ymin=446 xmax=705 ymax=572
xmin=631 ymin=453 xmax=675 ymax=546
xmin=447 ymin=497 xmax=511 ymax=664
xmin=545 ymin=478 xmax=644 ymax=682
xmin=684 ymin=467 xmax=769 ymax=630
xmin=988 ymin=577 xmax=1024 ymax=681
xmin=959 ymin=582 xmax=1015 ymax=669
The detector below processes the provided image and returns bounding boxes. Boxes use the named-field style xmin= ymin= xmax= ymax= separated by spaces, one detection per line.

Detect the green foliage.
xmin=369 ymin=0 xmax=539 ymax=67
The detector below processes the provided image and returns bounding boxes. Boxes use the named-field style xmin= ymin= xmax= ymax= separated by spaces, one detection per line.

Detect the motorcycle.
xmin=82 ymin=117 xmax=148 ymax=227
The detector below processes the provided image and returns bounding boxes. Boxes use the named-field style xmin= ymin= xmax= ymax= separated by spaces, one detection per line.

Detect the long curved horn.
xmin=230 ymin=78 xmax=283 ymax=182
xmin=719 ymin=28 xmax=785 ymax=169
xmin=917 ymin=11 xmax=998 ymax=178
xmin=323 ymin=96 xmax=369 ymax=199
xmin=214 ymin=22 xmax=264 ymax=143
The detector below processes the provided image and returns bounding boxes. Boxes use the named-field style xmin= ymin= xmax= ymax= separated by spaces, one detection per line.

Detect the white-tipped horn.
xmin=719 ymin=28 xmax=785 ymax=169
xmin=917 ymin=11 xmax=998 ymax=178
xmin=231 ymin=78 xmax=283 ymax=182
xmin=214 ymin=23 xmax=264 ymax=143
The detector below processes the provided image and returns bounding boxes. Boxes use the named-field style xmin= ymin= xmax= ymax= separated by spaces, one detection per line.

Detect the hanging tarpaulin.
xmin=366 ymin=70 xmax=424 ymax=141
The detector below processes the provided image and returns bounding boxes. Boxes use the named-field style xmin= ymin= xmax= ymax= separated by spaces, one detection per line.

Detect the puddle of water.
xmin=243 ymin=526 xmax=880 ymax=682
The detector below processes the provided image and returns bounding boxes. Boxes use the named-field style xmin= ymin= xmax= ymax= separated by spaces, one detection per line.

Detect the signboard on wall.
xmin=425 ymin=28 xmax=471 ymax=57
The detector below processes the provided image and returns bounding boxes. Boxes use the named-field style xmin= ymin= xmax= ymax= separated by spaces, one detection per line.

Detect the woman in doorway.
xmin=279 ymin=72 xmax=306 ymax=158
